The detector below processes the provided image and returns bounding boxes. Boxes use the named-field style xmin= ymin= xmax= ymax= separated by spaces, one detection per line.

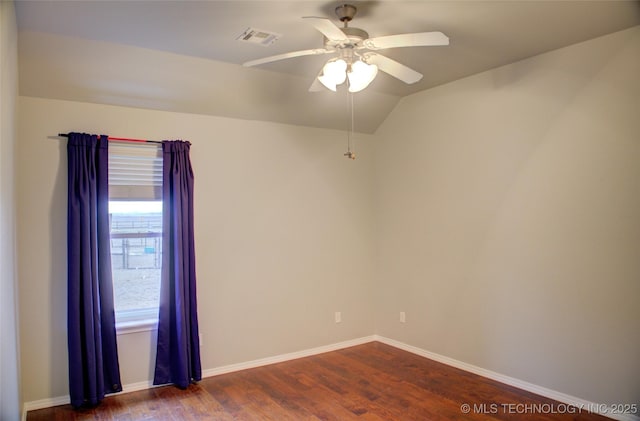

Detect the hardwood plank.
xmin=26 ymin=342 xmax=611 ymax=421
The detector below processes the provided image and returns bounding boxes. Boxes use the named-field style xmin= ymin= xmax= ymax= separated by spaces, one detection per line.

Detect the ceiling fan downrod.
xmin=335 ymin=4 xmax=357 ymax=23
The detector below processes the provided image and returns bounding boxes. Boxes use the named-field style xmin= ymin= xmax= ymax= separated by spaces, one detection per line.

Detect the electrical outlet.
xmin=400 ymin=312 xmax=406 ymax=323
xmin=335 ymin=311 xmax=342 ymax=323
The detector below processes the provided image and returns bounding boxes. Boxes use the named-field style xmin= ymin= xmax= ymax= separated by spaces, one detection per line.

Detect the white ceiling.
xmin=16 ymin=0 xmax=640 ymax=133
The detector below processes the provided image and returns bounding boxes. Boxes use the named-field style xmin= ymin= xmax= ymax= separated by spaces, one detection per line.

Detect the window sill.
xmin=116 ymin=318 xmax=158 ymax=335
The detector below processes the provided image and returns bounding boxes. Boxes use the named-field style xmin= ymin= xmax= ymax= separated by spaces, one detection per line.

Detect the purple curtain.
xmin=67 ymin=133 xmax=121 ymax=407
xmin=153 ymin=140 xmax=201 ymax=388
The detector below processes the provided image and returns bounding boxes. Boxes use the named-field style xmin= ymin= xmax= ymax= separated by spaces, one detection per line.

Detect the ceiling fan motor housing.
xmin=342 ymin=27 xmax=368 ymax=41
xmin=324 ymin=26 xmax=369 ymax=48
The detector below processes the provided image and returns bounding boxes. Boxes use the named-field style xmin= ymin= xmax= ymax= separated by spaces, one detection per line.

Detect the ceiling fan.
xmin=242 ymin=4 xmax=449 ymax=93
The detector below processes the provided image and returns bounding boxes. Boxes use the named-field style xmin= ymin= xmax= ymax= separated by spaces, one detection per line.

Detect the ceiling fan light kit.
xmin=318 ymin=56 xmax=378 ymax=93
xmin=318 ymin=59 xmax=347 ymax=91
xmin=242 ymin=3 xmax=449 ymax=94
xmin=347 ymin=60 xmax=378 ymax=93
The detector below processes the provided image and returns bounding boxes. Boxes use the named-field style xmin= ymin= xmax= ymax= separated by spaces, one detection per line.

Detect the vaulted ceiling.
xmin=16 ymin=1 xmax=640 ymax=133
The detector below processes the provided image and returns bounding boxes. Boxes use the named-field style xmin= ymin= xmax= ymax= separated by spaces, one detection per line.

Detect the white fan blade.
xmin=243 ymin=48 xmax=331 ymax=67
xmin=303 ymin=17 xmax=349 ymax=43
xmin=364 ymin=53 xmax=423 ymax=84
xmin=364 ymin=32 xmax=449 ymax=50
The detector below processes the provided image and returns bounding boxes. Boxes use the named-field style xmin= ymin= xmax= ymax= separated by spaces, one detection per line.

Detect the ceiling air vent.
xmin=236 ymin=28 xmax=282 ymax=47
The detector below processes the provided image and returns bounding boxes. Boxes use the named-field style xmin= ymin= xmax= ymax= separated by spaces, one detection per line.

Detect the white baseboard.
xmin=373 ymin=335 xmax=639 ymax=421
xmin=22 ymin=335 xmax=638 ymax=421
xmin=22 ymin=394 xmax=69 ymax=420
xmin=21 ymin=379 xmax=161 ymax=418
xmin=201 ymin=335 xmax=376 ymax=378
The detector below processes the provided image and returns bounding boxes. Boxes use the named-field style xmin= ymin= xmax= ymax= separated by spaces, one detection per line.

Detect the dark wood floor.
xmin=27 ymin=341 xmax=609 ymax=420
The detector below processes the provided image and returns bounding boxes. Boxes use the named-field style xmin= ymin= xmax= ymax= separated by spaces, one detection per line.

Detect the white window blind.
xmin=109 ymin=143 xmax=162 ymax=200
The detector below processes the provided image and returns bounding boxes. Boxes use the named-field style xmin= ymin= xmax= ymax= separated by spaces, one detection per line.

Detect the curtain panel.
xmin=153 ymin=140 xmax=202 ymax=388
xmin=67 ymin=132 xmax=122 ymax=407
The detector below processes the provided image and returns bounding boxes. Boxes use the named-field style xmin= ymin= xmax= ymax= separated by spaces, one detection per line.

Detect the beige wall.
xmin=374 ymin=26 xmax=640 ymax=406
xmin=0 ymin=1 xmax=21 ymax=420
xmin=17 ymin=97 xmax=376 ymax=402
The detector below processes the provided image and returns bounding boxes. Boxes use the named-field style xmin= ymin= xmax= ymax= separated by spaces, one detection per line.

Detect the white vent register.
xmin=236 ymin=27 xmax=282 ymax=47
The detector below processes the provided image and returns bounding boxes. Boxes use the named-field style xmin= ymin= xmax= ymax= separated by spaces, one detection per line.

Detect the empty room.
xmin=1 ymin=1 xmax=639 ymax=420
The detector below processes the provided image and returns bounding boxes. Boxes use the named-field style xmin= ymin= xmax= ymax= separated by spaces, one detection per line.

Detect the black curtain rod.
xmin=58 ymin=133 xmax=163 ymax=145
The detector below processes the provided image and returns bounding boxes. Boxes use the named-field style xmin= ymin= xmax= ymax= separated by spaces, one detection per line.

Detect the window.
xmin=110 ymin=201 xmax=161 ymax=327
xmin=108 ymin=143 xmax=163 ymax=331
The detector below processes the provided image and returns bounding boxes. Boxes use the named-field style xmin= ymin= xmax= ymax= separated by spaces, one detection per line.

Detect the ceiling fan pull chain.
xmin=344 ymin=91 xmax=356 ymax=160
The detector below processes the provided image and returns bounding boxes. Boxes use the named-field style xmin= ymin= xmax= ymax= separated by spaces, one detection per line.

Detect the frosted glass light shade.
xmin=347 ymin=60 xmax=378 ymax=92
xmin=318 ymin=59 xmax=347 ymax=91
